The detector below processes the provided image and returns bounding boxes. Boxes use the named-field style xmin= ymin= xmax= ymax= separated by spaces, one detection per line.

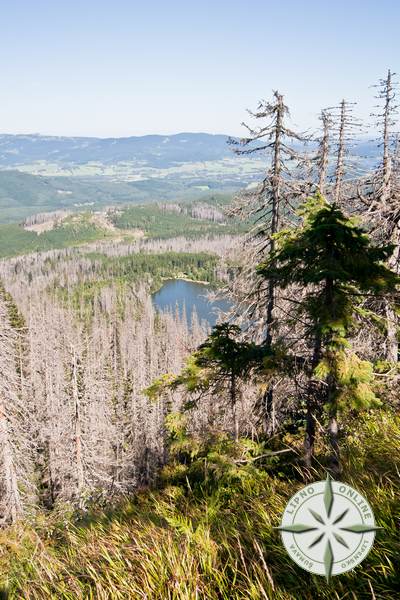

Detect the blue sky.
xmin=0 ymin=0 xmax=398 ymax=137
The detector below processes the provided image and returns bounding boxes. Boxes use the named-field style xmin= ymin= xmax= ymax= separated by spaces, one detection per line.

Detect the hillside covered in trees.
xmin=0 ymin=195 xmax=245 ymax=258
xmin=0 ymin=72 xmax=399 ymax=599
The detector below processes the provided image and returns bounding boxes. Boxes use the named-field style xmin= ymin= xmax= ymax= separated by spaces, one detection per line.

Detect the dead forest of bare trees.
xmin=0 ymin=71 xmax=399 ymax=525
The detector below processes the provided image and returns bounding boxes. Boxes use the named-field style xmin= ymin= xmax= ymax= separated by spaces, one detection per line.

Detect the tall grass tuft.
xmin=0 ymin=409 xmax=398 ymax=599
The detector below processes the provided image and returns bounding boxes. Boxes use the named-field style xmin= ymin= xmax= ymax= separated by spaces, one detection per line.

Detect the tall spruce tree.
xmin=257 ymin=195 xmax=399 ymax=474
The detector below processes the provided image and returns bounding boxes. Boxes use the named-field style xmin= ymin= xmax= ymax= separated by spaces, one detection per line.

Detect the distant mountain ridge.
xmin=0 ymin=132 xmax=382 ymax=223
xmin=0 ymin=132 xmax=381 ymax=170
xmin=0 ymin=132 xmax=235 ymax=167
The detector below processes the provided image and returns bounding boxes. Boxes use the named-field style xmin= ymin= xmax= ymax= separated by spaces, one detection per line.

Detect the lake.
xmin=152 ymin=279 xmax=231 ymax=327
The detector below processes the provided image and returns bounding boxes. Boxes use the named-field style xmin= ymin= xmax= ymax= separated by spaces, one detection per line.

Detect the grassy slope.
xmin=0 ymin=410 xmax=398 ymax=599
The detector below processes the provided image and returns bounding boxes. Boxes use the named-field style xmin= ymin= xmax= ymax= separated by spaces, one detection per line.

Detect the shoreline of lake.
xmin=151 ymin=275 xmax=217 ymax=295
xmin=161 ymin=276 xmax=210 ymax=285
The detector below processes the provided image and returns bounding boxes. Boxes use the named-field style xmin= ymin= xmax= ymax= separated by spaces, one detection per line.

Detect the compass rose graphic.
xmin=278 ymin=475 xmax=382 ymax=580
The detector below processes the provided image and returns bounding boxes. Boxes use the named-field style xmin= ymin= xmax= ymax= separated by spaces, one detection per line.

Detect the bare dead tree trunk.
xmin=40 ymin=367 xmax=57 ymax=508
xmin=327 ymin=412 xmax=340 ymax=477
xmin=334 ymin=100 xmax=346 ymax=204
xmin=381 ymin=70 xmax=394 ymax=196
xmin=0 ymin=288 xmax=30 ymax=524
xmin=72 ymin=348 xmax=85 ymax=499
xmin=380 ymin=71 xmax=398 ymax=361
xmin=331 ymin=99 xmax=360 ymax=206
xmin=265 ymin=93 xmax=284 ymax=347
xmin=0 ymin=401 xmax=22 ymax=523
xmin=261 ymin=95 xmax=286 ymax=424
xmin=317 ymin=109 xmax=332 ymax=195
xmin=385 ymin=307 xmax=398 ymax=362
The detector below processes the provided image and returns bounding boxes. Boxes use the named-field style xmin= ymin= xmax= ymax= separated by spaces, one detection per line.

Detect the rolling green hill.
xmin=0 ymin=199 xmax=247 ymax=259
xmin=0 ymin=170 xmax=168 ymax=223
xmin=0 ymin=170 xmax=242 ymax=223
xmin=0 ymin=214 xmax=111 ymax=258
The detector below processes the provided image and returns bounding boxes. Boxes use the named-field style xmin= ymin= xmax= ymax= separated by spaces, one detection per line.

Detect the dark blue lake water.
xmin=152 ymin=279 xmax=231 ymax=327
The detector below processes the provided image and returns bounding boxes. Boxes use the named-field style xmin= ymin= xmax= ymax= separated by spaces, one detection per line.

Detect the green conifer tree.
xmin=258 ymin=195 xmax=399 ymax=474
xmin=147 ymin=324 xmax=263 ymax=442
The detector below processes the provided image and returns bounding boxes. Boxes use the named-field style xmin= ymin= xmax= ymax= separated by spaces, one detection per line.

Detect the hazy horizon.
xmin=0 ymin=130 xmax=237 ymax=139
xmin=0 ymin=130 xmax=378 ymax=142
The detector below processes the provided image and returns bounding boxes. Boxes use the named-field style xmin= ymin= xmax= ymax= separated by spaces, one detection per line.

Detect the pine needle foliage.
xmin=146 ymin=324 xmax=264 ymax=403
xmin=258 ymin=193 xmax=398 ymax=389
xmin=257 ymin=194 xmax=399 ymax=472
